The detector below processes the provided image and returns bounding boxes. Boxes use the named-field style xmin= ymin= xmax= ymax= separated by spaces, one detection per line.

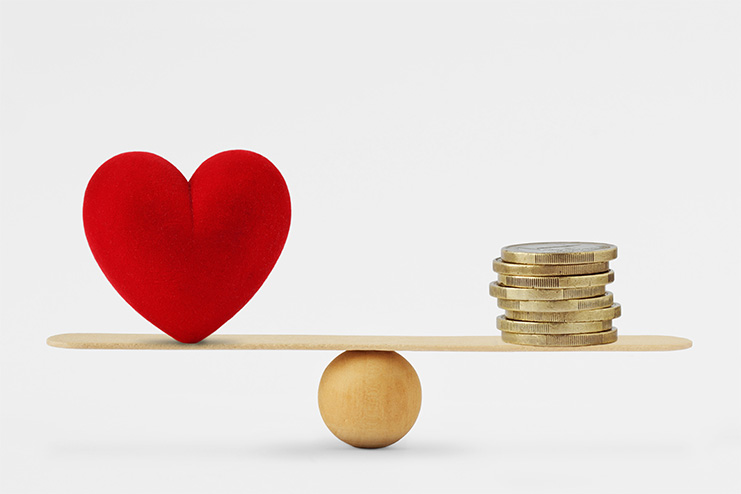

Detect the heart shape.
xmin=83 ymin=150 xmax=291 ymax=343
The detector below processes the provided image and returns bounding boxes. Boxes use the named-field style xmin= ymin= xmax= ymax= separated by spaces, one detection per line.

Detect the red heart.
xmin=83 ymin=150 xmax=291 ymax=343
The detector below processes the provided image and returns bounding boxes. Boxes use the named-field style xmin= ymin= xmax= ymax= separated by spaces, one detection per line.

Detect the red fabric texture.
xmin=83 ymin=150 xmax=291 ymax=343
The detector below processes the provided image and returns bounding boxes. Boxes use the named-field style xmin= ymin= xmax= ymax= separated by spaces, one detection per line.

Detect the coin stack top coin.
xmin=491 ymin=242 xmax=620 ymax=347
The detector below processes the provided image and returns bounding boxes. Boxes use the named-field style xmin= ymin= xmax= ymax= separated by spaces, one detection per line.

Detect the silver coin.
xmin=501 ymin=242 xmax=617 ymax=264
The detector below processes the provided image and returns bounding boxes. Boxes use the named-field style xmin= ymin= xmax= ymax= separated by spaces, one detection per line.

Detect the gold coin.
xmin=496 ymin=316 xmax=612 ymax=334
xmin=497 ymin=292 xmax=614 ymax=312
xmin=505 ymin=303 xmax=622 ymax=322
xmin=498 ymin=270 xmax=614 ymax=289
xmin=489 ymin=282 xmax=606 ymax=300
xmin=492 ymin=258 xmax=610 ymax=276
xmin=501 ymin=242 xmax=617 ymax=265
xmin=501 ymin=328 xmax=618 ymax=347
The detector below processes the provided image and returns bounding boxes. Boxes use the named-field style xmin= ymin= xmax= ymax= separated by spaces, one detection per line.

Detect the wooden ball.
xmin=318 ymin=351 xmax=422 ymax=449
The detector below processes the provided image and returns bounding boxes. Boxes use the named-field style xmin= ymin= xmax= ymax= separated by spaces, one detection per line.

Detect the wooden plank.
xmin=46 ymin=333 xmax=692 ymax=352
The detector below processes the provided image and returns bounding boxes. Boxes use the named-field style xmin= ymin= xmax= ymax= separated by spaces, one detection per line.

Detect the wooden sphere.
xmin=318 ymin=351 xmax=422 ymax=449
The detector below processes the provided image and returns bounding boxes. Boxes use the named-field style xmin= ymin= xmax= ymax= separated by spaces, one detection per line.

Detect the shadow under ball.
xmin=318 ymin=351 xmax=422 ymax=449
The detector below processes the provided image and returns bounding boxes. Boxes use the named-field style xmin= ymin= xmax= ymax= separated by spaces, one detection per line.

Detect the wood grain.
xmin=47 ymin=333 xmax=692 ymax=352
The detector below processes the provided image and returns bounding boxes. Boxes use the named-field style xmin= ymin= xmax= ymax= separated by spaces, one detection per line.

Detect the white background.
xmin=1 ymin=1 xmax=739 ymax=493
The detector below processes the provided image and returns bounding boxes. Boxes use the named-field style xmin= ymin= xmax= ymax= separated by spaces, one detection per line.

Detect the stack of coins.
xmin=490 ymin=242 xmax=620 ymax=347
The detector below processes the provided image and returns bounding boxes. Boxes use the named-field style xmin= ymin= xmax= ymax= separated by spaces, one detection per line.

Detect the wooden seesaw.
xmin=70 ymin=159 xmax=692 ymax=448
xmin=46 ymin=332 xmax=692 ymax=449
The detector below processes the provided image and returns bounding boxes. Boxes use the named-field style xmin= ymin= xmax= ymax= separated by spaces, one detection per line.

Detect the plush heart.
xmin=83 ymin=150 xmax=291 ymax=343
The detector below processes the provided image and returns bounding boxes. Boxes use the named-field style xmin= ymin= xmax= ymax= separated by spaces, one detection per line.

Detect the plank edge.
xmin=47 ymin=333 xmax=693 ymax=352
